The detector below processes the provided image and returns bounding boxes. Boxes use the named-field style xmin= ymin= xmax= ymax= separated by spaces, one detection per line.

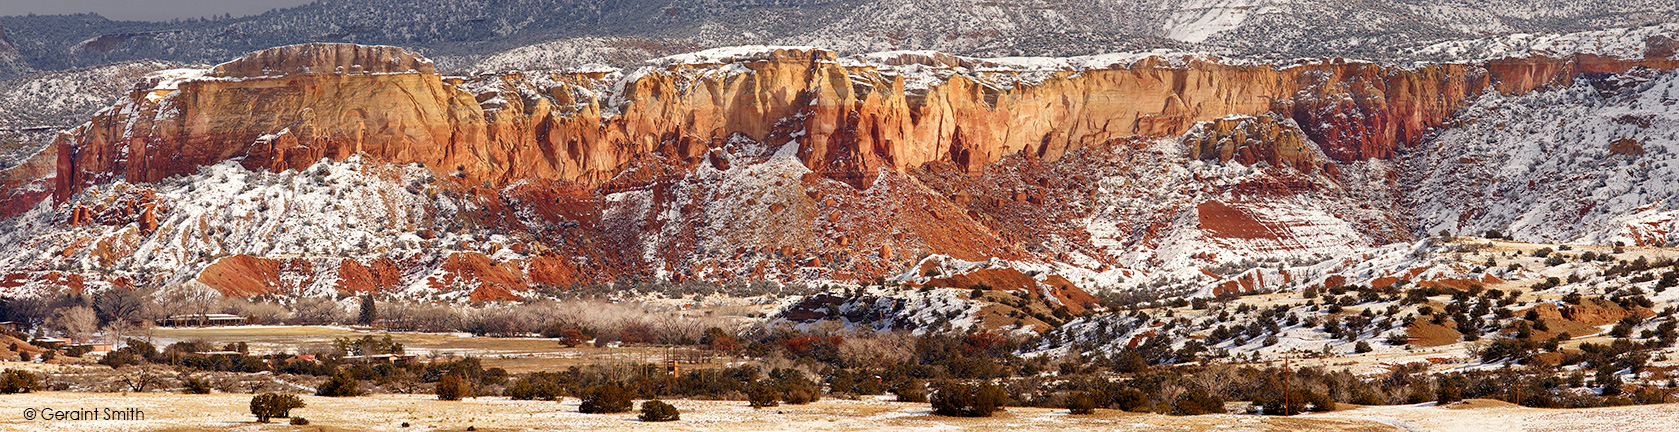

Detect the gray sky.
xmin=0 ymin=0 xmax=316 ymax=22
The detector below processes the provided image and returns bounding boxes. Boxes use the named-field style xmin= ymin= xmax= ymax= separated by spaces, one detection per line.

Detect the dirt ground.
xmin=3 ymin=392 xmax=1679 ymax=431
xmin=0 ymin=392 xmax=1391 ymax=432
xmin=1311 ymin=398 xmax=1679 ymax=432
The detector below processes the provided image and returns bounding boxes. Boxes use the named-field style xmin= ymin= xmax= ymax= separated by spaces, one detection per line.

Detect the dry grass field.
xmin=0 ymin=392 xmax=1394 ymax=432
xmin=1 ymin=392 xmax=1677 ymax=431
xmin=9 ymin=325 xmax=1671 ymax=431
xmin=143 ymin=326 xmax=743 ymax=373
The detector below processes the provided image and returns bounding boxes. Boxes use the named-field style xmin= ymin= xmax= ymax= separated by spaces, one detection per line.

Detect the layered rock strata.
xmin=48 ymin=44 xmax=1679 ymax=205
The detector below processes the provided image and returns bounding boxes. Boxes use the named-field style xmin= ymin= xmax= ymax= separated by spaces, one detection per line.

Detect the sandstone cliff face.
xmin=0 ymin=144 xmax=54 ymax=217
xmin=54 ymin=44 xmax=488 ymax=202
xmin=15 ymin=42 xmax=1679 ymax=300
xmin=50 ymin=43 xmax=1678 ymax=204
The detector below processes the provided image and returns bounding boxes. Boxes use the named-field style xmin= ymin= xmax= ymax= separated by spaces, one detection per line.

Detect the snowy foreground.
xmin=0 ymin=392 xmax=1675 ymax=432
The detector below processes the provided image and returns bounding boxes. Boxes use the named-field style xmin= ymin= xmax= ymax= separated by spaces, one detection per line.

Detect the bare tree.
xmin=118 ymin=371 xmax=164 ymax=392
xmin=212 ymin=376 xmax=241 ymax=393
xmin=292 ymin=297 xmax=345 ymax=324
xmin=839 ymin=331 xmax=913 ymax=370
xmin=218 ymin=298 xmax=290 ymax=324
xmin=151 ymin=281 xmax=222 ymax=320
xmin=92 ymin=289 xmax=145 ymax=325
xmin=53 ymin=306 xmax=97 ymax=342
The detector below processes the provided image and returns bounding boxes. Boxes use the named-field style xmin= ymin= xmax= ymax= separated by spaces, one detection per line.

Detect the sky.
xmin=0 ymin=0 xmax=316 ymax=22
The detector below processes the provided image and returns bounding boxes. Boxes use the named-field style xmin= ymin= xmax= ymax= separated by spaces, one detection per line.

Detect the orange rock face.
xmin=14 ymin=42 xmax=1679 ymax=299
xmin=54 ymin=44 xmax=487 ymax=203
xmin=48 ymin=43 xmax=1678 ymax=205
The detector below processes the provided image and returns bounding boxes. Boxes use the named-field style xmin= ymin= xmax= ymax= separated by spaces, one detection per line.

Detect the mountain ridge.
xmin=2 ymin=39 xmax=1677 ymax=303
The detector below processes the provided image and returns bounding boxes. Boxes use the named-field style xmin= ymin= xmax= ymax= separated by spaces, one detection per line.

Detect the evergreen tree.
xmin=358 ymin=294 xmax=377 ymax=325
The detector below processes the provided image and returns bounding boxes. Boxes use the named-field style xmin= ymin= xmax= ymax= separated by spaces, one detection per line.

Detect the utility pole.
xmin=1283 ymin=359 xmax=1292 ymax=415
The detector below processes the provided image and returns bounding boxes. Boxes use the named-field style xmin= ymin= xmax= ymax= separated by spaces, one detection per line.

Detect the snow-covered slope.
xmin=0 ymin=156 xmax=523 ymax=299
xmin=0 ymin=60 xmax=180 ymax=169
xmin=1405 ymin=68 xmax=1679 ymax=246
xmin=1403 ymin=23 xmax=1679 ymax=62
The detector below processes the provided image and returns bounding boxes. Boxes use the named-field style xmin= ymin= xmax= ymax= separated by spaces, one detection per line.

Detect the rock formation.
xmin=6 ymin=41 xmax=1679 ymax=299
xmin=50 ymin=44 xmax=1679 ymax=205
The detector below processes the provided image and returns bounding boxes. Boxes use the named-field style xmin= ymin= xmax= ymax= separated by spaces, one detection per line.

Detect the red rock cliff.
xmin=48 ymin=44 xmax=1679 ymax=202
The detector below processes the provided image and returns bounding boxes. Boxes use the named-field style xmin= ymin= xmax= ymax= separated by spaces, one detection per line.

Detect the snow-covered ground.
xmin=1405 ymin=68 xmax=1679 ymax=246
xmin=0 ymin=391 xmax=1674 ymax=432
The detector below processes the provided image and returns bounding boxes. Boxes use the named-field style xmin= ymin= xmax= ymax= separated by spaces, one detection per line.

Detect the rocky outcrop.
xmin=207 ymin=43 xmax=435 ymax=77
xmin=1185 ymin=114 xmax=1320 ymax=173
xmin=49 ymin=44 xmax=1679 ymax=204
xmin=53 ymin=45 xmax=486 ymax=202
xmin=15 ymin=42 xmax=1679 ymax=300
xmin=0 ymin=145 xmax=55 ymax=218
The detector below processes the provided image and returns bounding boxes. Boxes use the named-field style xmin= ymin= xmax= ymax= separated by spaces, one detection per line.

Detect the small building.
xmin=63 ymin=342 xmax=113 ymax=353
xmin=160 ymin=314 xmax=248 ymax=327
xmin=0 ymin=321 xmax=23 ymax=333
xmin=343 ymin=353 xmax=418 ymax=365
xmin=30 ymin=337 xmax=67 ymax=349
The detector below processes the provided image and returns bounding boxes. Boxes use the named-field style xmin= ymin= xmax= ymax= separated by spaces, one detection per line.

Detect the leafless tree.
xmin=150 ymin=281 xmax=222 ymax=320
xmin=52 ymin=306 xmax=97 ymax=342
xmin=211 ymin=376 xmax=241 ymax=393
xmin=118 ymin=371 xmax=164 ymax=392
xmin=219 ymin=298 xmax=290 ymax=324
xmin=92 ymin=288 xmax=145 ymax=325
xmin=292 ymin=297 xmax=346 ymax=324
xmin=838 ymin=331 xmax=913 ymax=370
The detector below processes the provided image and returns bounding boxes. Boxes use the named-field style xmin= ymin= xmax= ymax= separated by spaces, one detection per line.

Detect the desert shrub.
xmin=0 ymin=369 xmax=41 ymax=394
xmin=1405 ymin=388 xmax=1432 ymax=404
xmin=316 ymin=373 xmax=363 ymax=397
xmin=930 ymin=381 xmax=1008 ymax=417
xmin=639 ymin=400 xmax=680 ymax=422
xmin=748 ymin=384 xmax=780 ymax=408
xmin=892 ymin=380 xmax=927 ymax=403
xmin=768 ymin=368 xmax=822 ymax=404
xmin=420 ymin=357 xmax=503 ymax=385
xmin=782 ymin=385 xmax=818 ymax=404
xmin=1306 ymin=390 xmax=1337 ymax=412
xmin=1436 ymin=383 xmax=1463 ymax=404
xmin=579 ymin=384 xmax=633 ymax=414
xmin=290 ymin=417 xmax=310 ymax=425
xmin=1171 ymin=387 xmax=1225 ymax=415
xmin=249 ymin=393 xmax=305 ymax=422
xmin=504 ymin=373 xmax=565 ymax=400
xmin=182 ymin=376 xmax=212 ymax=394
xmin=1106 ymin=387 xmax=1148 ymax=411
xmin=98 ymin=350 xmax=140 ymax=368
xmin=1355 ymin=341 xmax=1373 ymax=353
xmin=278 ymin=358 xmax=333 ymax=376
xmin=1067 ymin=392 xmax=1097 ymax=414
xmin=437 ymin=373 xmax=472 ymax=400
xmin=1260 ymin=388 xmax=1329 ymax=415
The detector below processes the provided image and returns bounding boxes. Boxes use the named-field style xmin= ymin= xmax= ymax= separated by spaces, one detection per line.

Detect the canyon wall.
xmin=7 ymin=41 xmax=1678 ymax=299
xmin=48 ymin=43 xmax=1679 ymax=204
